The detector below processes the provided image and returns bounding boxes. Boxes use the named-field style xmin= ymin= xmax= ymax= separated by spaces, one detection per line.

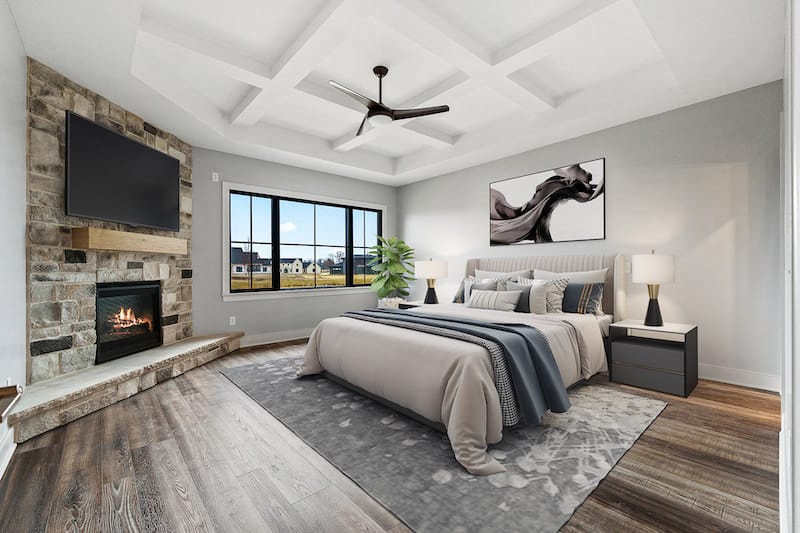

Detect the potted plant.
xmin=368 ymin=236 xmax=415 ymax=308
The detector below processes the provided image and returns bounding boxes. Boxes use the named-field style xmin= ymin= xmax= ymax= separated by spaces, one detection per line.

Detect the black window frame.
xmin=229 ymin=190 xmax=383 ymax=293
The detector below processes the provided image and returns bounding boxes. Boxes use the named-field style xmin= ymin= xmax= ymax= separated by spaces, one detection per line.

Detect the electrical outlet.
xmin=5 ymin=377 xmax=10 ymax=386
xmin=212 ymin=171 xmax=219 ymax=182
xmin=229 ymin=316 xmax=236 ymax=326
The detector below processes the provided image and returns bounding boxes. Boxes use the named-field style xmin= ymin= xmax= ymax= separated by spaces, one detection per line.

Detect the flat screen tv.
xmin=65 ymin=111 xmax=180 ymax=231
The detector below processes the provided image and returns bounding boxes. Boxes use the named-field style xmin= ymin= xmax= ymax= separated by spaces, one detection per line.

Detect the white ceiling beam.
xmin=228 ymin=121 xmax=394 ymax=175
xmin=330 ymin=126 xmax=382 ymax=152
xmin=295 ymin=79 xmax=364 ymax=116
xmin=131 ymin=46 xmax=227 ymax=134
xmin=229 ymin=0 xmax=362 ymax=127
xmin=137 ymin=16 xmax=272 ymax=87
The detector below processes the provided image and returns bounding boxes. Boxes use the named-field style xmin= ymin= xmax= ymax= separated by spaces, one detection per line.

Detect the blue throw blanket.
xmin=343 ymin=309 xmax=571 ymax=425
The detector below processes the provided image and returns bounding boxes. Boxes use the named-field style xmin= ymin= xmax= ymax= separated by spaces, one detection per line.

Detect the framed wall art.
xmin=489 ymin=158 xmax=605 ymax=245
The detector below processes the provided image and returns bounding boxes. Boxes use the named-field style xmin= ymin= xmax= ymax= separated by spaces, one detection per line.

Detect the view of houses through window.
xmin=229 ymin=191 xmax=381 ymax=291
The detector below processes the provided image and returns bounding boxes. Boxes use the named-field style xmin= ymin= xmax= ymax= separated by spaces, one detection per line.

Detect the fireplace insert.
xmin=95 ymin=281 xmax=162 ymax=364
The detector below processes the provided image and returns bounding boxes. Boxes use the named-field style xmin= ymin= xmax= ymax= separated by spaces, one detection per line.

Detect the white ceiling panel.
xmin=430 ymin=0 xmax=586 ymax=53
xmin=141 ymin=0 xmax=328 ymax=65
xmin=514 ymin=0 xmax=664 ymax=101
xmin=308 ymin=18 xmax=460 ymax=107
xmin=424 ymin=86 xmax=520 ymax=136
xmin=10 ymin=0 xmax=785 ymax=186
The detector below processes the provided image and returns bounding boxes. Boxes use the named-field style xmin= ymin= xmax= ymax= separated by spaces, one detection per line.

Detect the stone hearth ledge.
xmin=8 ymin=333 xmax=243 ymax=443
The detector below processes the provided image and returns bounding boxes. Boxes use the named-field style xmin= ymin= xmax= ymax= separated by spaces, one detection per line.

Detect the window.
xmin=228 ymin=187 xmax=382 ymax=293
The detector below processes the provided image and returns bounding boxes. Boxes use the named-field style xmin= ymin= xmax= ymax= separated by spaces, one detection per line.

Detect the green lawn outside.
xmin=231 ymin=273 xmax=376 ymax=290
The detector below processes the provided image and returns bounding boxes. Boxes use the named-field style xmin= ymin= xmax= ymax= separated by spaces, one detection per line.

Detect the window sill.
xmin=222 ymin=286 xmax=376 ymax=302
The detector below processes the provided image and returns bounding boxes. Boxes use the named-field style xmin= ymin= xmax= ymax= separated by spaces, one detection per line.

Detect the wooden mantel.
xmin=71 ymin=227 xmax=188 ymax=255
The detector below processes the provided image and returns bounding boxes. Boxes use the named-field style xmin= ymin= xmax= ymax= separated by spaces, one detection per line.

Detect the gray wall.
xmin=0 ymin=2 xmax=27 ymax=444
xmin=399 ymin=82 xmax=783 ymax=390
xmin=192 ymin=148 xmax=398 ymax=344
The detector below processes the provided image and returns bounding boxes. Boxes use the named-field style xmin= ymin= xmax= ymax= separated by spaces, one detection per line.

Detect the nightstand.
xmin=609 ymin=320 xmax=698 ymax=397
xmin=398 ymin=301 xmax=423 ymax=309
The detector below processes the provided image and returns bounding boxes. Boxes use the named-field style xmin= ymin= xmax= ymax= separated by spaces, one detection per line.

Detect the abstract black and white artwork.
xmin=489 ymin=158 xmax=605 ymax=245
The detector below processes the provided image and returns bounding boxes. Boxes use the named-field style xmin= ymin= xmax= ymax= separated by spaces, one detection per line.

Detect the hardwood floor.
xmin=0 ymin=341 xmax=780 ymax=532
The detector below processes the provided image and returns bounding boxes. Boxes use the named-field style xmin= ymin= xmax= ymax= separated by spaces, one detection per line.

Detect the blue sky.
xmin=231 ymin=194 xmax=378 ymax=262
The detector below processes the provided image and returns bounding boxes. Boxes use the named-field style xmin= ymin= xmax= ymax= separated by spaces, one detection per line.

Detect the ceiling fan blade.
xmin=329 ymin=80 xmax=378 ymax=109
xmin=392 ymin=105 xmax=450 ymax=120
xmin=355 ymin=113 xmax=368 ymax=137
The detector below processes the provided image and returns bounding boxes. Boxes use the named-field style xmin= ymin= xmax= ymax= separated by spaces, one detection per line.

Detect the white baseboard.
xmin=241 ymin=328 xmax=314 ymax=348
xmin=0 ymin=424 xmax=16 ymax=483
xmin=699 ymin=363 xmax=780 ymax=393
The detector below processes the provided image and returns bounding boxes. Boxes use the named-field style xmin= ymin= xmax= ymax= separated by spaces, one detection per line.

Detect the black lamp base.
xmin=424 ymin=287 xmax=439 ymax=304
xmin=644 ymin=298 xmax=663 ymax=326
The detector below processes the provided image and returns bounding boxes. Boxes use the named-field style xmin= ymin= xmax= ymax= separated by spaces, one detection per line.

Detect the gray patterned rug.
xmin=222 ymin=357 xmax=665 ymax=533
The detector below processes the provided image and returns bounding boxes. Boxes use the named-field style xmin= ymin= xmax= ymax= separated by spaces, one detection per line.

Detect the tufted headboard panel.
xmin=464 ymin=254 xmax=626 ymax=318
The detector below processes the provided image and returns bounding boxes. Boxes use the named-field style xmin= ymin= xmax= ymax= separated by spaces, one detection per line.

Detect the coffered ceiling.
xmin=10 ymin=0 xmax=785 ymax=185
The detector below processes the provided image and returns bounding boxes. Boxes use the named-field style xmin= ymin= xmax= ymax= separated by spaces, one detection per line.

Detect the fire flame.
xmin=111 ymin=306 xmax=151 ymax=331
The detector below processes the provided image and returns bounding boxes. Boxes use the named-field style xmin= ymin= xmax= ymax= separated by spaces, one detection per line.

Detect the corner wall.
xmin=191 ymin=148 xmax=398 ymax=343
xmin=0 ymin=0 xmax=27 ymax=475
xmin=399 ymin=82 xmax=783 ymax=391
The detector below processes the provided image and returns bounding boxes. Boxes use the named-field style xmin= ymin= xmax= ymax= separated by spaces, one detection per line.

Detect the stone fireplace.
xmin=26 ymin=59 xmax=193 ymax=383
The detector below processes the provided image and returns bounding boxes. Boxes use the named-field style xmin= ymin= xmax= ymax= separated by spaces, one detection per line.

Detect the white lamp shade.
xmin=415 ymin=260 xmax=447 ymax=280
xmin=631 ymin=254 xmax=674 ymax=284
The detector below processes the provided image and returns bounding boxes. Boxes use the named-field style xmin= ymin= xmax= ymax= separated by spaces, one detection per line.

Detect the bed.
xmin=298 ymin=254 xmax=627 ymax=475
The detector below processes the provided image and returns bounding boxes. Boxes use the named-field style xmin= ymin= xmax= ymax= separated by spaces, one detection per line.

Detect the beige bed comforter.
xmin=297 ymin=304 xmax=607 ymax=475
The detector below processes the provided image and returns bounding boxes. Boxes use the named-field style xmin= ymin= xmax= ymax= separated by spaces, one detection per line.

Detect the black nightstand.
xmin=609 ymin=320 xmax=698 ymax=397
xmin=398 ymin=301 xmax=423 ymax=310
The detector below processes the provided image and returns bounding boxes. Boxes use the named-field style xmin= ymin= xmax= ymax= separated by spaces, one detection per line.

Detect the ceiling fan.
xmin=329 ymin=65 xmax=450 ymax=137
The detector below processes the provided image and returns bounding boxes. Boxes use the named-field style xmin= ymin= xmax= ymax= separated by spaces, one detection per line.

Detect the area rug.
xmin=222 ymin=357 xmax=666 ymax=533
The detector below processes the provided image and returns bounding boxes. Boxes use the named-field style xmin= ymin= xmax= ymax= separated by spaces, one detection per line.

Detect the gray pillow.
xmin=463 ymin=277 xmax=502 ymax=303
xmin=466 ymin=289 xmax=522 ymax=312
xmin=507 ymin=280 xmax=548 ymax=314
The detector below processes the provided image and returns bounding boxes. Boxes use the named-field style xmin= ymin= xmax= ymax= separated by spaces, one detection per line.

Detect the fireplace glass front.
xmin=95 ymin=281 xmax=162 ymax=364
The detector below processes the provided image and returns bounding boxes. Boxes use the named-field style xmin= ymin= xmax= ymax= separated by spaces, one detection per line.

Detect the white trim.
xmin=699 ymin=363 xmax=781 ymax=393
xmin=241 ymin=328 xmax=314 ymax=348
xmin=0 ymin=425 xmax=16 ymax=483
xmin=221 ymin=180 xmax=387 ymax=297
xmin=223 ymin=286 xmax=374 ymax=302
xmin=786 ymin=1 xmax=798 ymax=529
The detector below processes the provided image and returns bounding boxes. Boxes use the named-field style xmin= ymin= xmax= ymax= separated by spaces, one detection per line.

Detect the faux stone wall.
xmin=26 ymin=58 xmax=193 ymax=384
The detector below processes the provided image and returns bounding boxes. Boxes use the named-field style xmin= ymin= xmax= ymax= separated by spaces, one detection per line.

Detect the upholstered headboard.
xmin=464 ymin=254 xmax=626 ymax=318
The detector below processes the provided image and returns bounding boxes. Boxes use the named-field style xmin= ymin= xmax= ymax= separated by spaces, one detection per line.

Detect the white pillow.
xmin=474 ymin=268 xmax=531 ymax=281
xmin=507 ymin=279 xmax=548 ymax=314
xmin=466 ymin=289 xmax=522 ymax=312
xmin=517 ymin=276 xmax=569 ymax=313
xmin=533 ymin=268 xmax=608 ymax=284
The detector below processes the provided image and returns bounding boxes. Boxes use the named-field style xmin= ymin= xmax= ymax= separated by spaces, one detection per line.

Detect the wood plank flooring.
xmin=0 ymin=341 xmax=780 ymax=532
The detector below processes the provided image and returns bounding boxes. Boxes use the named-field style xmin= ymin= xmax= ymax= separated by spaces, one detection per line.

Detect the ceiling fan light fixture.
xmin=368 ymin=113 xmax=393 ymax=128
xmin=329 ymin=66 xmax=449 ymax=138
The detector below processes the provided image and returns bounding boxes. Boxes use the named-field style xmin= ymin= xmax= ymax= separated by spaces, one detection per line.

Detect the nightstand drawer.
xmin=612 ymin=339 xmax=684 ymax=373
xmin=611 ymin=363 xmax=685 ymax=396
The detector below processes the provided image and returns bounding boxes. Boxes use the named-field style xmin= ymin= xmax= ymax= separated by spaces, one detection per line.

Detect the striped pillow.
xmin=466 ymin=289 xmax=522 ymax=312
xmin=562 ymin=282 xmax=605 ymax=315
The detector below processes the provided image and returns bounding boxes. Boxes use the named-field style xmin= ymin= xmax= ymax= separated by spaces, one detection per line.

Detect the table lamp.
xmin=415 ymin=259 xmax=447 ymax=304
xmin=631 ymin=251 xmax=674 ymax=326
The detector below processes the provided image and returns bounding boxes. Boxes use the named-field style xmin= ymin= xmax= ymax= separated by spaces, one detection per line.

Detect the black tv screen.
xmin=65 ymin=111 xmax=180 ymax=231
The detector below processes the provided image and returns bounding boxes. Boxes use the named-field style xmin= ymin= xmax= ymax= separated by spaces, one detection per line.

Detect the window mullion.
xmin=346 ymin=208 xmax=354 ymax=287
xmin=272 ymin=197 xmax=280 ymax=290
